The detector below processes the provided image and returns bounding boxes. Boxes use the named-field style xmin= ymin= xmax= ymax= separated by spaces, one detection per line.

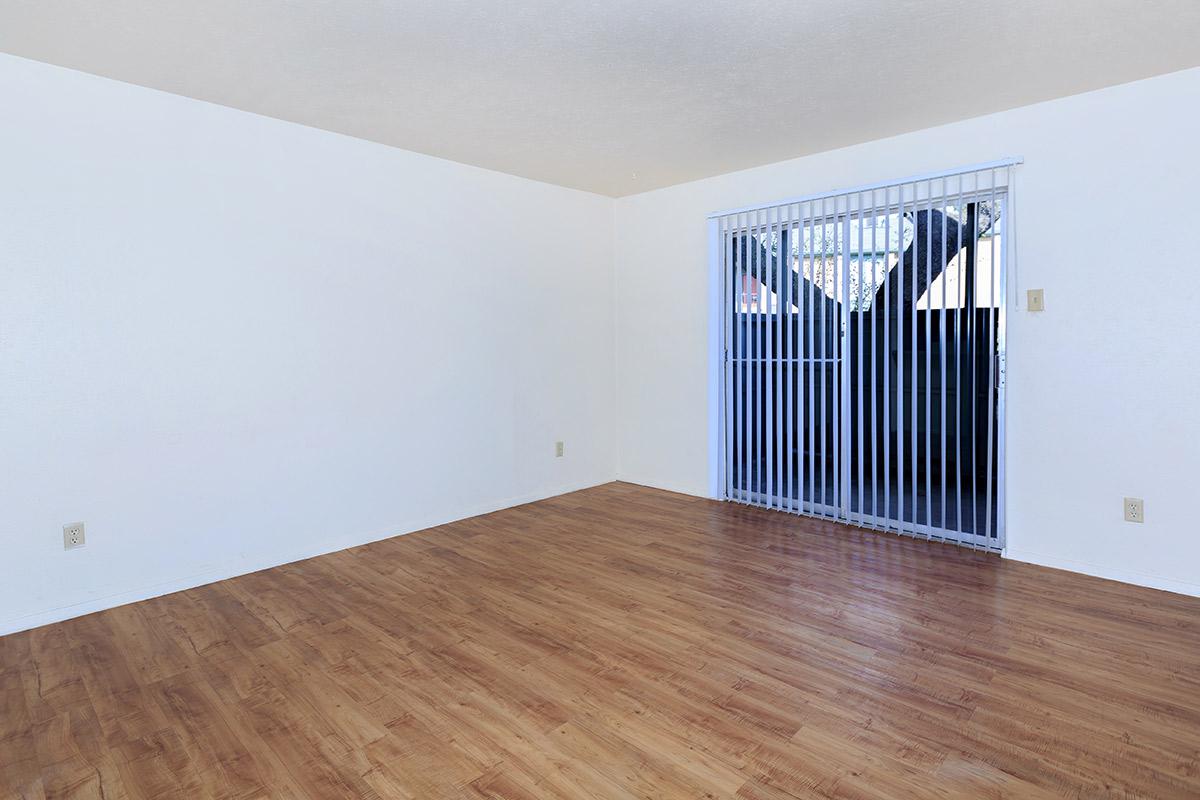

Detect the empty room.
xmin=3 ymin=1 xmax=1199 ymax=798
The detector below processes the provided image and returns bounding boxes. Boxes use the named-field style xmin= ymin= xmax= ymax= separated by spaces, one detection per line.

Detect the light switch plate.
xmin=1027 ymin=288 xmax=1045 ymax=312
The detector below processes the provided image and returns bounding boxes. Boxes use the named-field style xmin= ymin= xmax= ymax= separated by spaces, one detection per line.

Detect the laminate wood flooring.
xmin=2 ymin=482 xmax=1198 ymax=798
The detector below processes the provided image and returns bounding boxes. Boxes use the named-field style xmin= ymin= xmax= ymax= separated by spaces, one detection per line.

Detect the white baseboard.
xmin=0 ymin=477 xmax=613 ymax=637
xmin=1003 ymin=548 xmax=1200 ymax=598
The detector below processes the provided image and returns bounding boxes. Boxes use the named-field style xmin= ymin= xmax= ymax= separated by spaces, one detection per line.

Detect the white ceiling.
xmin=3 ymin=1 xmax=1199 ymax=196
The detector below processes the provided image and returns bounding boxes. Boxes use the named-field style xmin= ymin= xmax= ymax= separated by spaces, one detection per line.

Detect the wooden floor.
xmin=3 ymin=483 xmax=1199 ymax=799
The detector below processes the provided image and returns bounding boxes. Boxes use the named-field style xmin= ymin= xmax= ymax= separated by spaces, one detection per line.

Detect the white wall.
xmin=615 ymin=67 xmax=1200 ymax=597
xmin=0 ymin=54 xmax=616 ymax=635
xmin=4 ymin=55 xmax=1197 ymax=637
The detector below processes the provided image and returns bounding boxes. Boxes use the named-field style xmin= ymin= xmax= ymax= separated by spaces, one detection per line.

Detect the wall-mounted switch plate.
xmin=1123 ymin=497 xmax=1144 ymax=524
xmin=63 ymin=522 xmax=86 ymax=549
xmin=555 ymin=441 xmax=565 ymax=458
xmin=1027 ymin=288 xmax=1045 ymax=312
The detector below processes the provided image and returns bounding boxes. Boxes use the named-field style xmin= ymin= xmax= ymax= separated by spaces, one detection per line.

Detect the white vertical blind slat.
xmin=742 ymin=211 xmax=751 ymax=504
xmin=985 ymin=169 xmax=998 ymax=542
xmin=883 ymin=190 xmax=893 ymax=534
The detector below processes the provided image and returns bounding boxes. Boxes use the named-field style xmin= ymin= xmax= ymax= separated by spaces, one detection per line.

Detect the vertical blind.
xmin=712 ymin=160 xmax=1016 ymax=550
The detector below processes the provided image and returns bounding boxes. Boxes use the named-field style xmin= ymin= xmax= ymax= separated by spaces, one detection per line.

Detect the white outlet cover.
xmin=1123 ymin=497 xmax=1144 ymax=524
xmin=63 ymin=521 xmax=86 ymax=549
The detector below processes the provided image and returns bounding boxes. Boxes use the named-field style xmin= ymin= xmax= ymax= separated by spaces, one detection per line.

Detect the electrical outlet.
xmin=1027 ymin=288 xmax=1045 ymax=312
xmin=555 ymin=441 xmax=565 ymax=458
xmin=1123 ymin=497 xmax=1144 ymax=524
xmin=63 ymin=522 xmax=86 ymax=549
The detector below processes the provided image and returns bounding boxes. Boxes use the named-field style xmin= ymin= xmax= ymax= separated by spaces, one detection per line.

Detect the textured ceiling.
xmin=2 ymin=0 xmax=1199 ymax=195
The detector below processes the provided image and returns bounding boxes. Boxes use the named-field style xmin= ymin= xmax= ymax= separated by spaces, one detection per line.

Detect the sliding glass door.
xmin=718 ymin=163 xmax=1011 ymax=551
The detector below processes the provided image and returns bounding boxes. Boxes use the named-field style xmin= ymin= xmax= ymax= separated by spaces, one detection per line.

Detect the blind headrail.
xmin=706 ymin=157 xmax=1023 ymax=220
